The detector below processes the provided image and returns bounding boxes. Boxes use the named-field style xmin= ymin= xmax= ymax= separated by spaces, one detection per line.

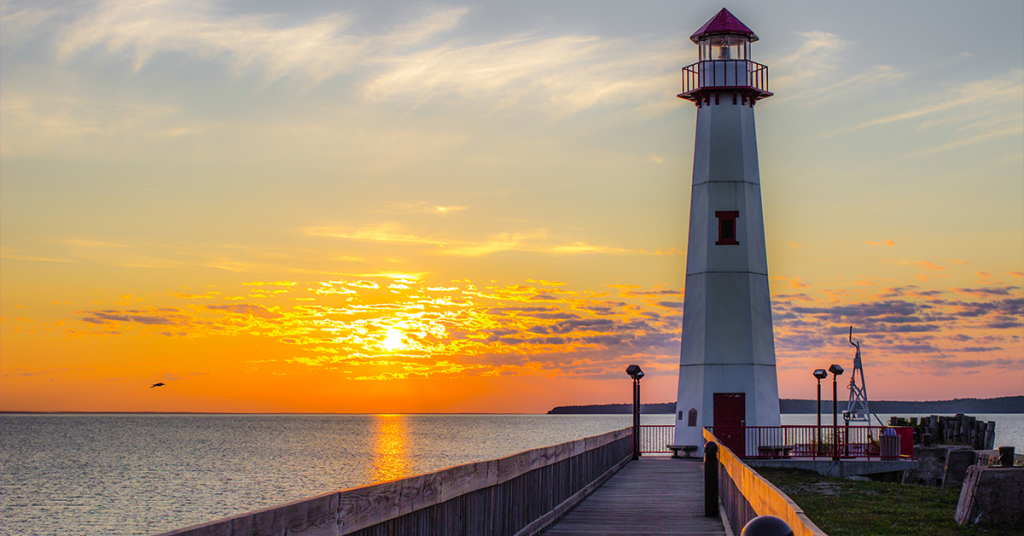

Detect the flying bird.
xmin=150 ymin=382 xmax=166 ymax=388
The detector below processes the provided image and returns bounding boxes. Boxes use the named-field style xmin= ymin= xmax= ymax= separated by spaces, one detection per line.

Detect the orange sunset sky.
xmin=1 ymin=0 xmax=1022 ymax=413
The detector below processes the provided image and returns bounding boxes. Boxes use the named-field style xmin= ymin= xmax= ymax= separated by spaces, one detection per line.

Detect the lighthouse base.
xmin=674 ymin=362 xmax=781 ymax=457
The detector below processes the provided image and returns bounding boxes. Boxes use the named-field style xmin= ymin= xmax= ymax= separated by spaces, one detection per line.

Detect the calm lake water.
xmin=1 ymin=413 xmax=1021 ymax=536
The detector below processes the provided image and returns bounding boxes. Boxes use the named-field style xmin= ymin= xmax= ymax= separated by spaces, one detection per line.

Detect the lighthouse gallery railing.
xmin=681 ymin=59 xmax=769 ymax=95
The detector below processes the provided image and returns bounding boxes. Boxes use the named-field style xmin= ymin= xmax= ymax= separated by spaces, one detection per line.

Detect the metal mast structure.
xmin=845 ymin=326 xmax=883 ymax=426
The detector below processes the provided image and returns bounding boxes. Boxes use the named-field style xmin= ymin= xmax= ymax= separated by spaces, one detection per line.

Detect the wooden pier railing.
xmin=703 ymin=428 xmax=826 ymax=536
xmin=158 ymin=427 xmax=632 ymax=536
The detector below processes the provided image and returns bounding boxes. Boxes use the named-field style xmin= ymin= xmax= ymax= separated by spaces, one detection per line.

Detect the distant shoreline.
xmin=2 ymin=396 xmax=1021 ymax=415
xmin=547 ymin=396 xmax=1024 ymax=415
xmin=0 ymin=411 xmax=535 ymax=416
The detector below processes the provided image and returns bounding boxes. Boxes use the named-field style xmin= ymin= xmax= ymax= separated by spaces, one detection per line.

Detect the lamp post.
xmin=813 ymin=369 xmax=827 ymax=455
xmin=626 ymin=364 xmax=645 ymax=460
xmin=829 ymin=364 xmax=844 ymax=461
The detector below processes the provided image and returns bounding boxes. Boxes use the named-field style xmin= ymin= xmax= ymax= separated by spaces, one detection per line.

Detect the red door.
xmin=713 ymin=393 xmax=746 ymax=456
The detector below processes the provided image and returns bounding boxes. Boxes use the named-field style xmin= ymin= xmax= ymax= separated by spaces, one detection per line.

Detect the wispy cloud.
xmin=0 ymin=247 xmax=72 ymax=263
xmin=61 ymin=238 xmax=131 ymax=249
xmin=763 ymin=31 xmax=908 ymax=108
xmin=866 ymin=240 xmax=896 ymax=247
xmin=0 ymin=1 xmax=690 ymax=161
xmin=364 ymin=31 xmax=680 ymax=117
xmin=377 ymin=201 xmax=470 ymax=215
xmin=441 ymin=232 xmax=633 ymax=257
xmin=0 ymin=4 xmax=58 ymax=47
xmin=774 ymin=276 xmax=811 ymax=289
xmin=305 ymin=223 xmax=636 ymax=257
xmin=0 ymin=89 xmax=188 ymax=157
xmin=79 ymin=307 xmax=190 ymax=326
xmin=42 ymin=0 xmax=678 ymax=120
xmin=770 ymin=31 xmax=852 ymax=90
xmin=57 ymin=0 xmax=366 ymax=83
xmin=906 ymin=125 xmax=1024 ymax=157
xmin=305 ymin=223 xmax=444 ymax=246
xmin=827 ymin=69 xmax=1024 ymax=141
xmin=207 ymin=303 xmax=283 ymax=319
xmin=912 ymin=261 xmax=947 ymax=271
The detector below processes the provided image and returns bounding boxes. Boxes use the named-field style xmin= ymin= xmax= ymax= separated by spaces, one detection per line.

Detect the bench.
xmin=667 ymin=445 xmax=698 ymax=459
xmin=758 ymin=445 xmax=793 ymax=458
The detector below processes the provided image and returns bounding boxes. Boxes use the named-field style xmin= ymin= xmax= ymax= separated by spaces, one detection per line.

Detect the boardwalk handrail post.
xmin=704 ymin=441 xmax=719 ymax=517
xmin=843 ymin=412 xmax=851 ymax=457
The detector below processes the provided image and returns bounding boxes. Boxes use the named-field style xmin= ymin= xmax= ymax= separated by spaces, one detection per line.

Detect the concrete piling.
xmin=901 ymin=414 xmax=996 ymax=450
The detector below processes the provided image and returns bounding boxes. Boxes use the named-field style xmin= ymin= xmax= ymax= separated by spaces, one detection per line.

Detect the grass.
xmin=756 ymin=468 xmax=1020 ymax=536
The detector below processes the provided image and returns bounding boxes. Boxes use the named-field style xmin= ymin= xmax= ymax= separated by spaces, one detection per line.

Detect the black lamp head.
xmin=828 ymin=364 xmax=844 ymax=376
xmin=813 ymin=369 xmax=828 ymax=380
xmin=625 ymin=364 xmax=644 ymax=380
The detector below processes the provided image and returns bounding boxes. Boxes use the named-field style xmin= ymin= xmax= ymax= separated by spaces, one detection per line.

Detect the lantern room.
xmin=678 ymin=8 xmax=772 ymax=105
xmin=691 ymin=7 xmax=758 ymax=60
xmin=697 ymin=34 xmax=750 ymax=62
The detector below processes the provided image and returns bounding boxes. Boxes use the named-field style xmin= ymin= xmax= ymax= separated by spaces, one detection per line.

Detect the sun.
xmin=382 ymin=329 xmax=405 ymax=351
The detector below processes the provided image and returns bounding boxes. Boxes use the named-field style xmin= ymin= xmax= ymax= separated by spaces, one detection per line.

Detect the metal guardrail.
xmin=708 ymin=425 xmax=914 ymax=460
xmin=639 ymin=425 xmax=675 ymax=454
xmin=681 ymin=59 xmax=769 ymax=94
xmin=640 ymin=424 xmax=915 ymax=459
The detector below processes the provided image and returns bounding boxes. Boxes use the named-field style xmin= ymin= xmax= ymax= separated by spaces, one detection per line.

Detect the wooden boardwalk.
xmin=541 ymin=458 xmax=726 ymax=536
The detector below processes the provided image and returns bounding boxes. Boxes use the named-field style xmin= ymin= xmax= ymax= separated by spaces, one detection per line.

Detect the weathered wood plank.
xmin=513 ymin=456 xmax=631 ymax=536
xmin=158 ymin=491 xmax=341 ymax=536
xmin=437 ymin=459 xmax=497 ymax=503
xmin=540 ymin=458 xmax=726 ymax=536
xmin=337 ymin=481 xmax=402 ymax=533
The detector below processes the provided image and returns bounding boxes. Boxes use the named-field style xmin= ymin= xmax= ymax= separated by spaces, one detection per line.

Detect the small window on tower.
xmin=721 ymin=219 xmax=735 ymax=240
xmin=715 ymin=211 xmax=739 ymax=245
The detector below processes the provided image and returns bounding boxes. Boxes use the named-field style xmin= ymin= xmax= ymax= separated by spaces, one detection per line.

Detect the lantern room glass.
xmin=698 ymin=35 xmax=750 ymax=62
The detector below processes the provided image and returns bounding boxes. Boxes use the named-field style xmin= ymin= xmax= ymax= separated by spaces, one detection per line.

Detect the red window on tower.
xmin=715 ymin=211 xmax=739 ymax=245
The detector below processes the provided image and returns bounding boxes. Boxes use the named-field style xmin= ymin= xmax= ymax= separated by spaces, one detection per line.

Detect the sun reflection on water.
xmin=370 ymin=414 xmax=411 ymax=483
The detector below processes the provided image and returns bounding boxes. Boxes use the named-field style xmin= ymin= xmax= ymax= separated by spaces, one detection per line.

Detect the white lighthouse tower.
xmin=673 ymin=8 xmax=780 ymax=456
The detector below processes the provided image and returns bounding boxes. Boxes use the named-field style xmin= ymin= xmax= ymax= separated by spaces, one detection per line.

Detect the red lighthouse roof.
xmin=690 ymin=8 xmax=758 ymax=43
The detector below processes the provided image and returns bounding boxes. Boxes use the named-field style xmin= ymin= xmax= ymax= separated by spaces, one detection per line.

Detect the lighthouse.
xmin=673 ymin=8 xmax=780 ymax=456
